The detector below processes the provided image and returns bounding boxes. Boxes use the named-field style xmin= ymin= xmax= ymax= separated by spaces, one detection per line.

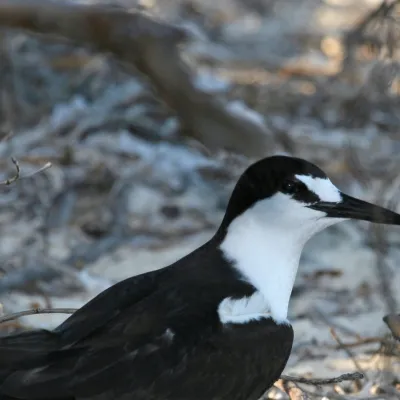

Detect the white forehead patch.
xmin=296 ymin=175 xmax=342 ymax=203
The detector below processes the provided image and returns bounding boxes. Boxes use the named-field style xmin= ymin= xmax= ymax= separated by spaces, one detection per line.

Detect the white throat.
xmin=220 ymin=193 xmax=341 ymax=324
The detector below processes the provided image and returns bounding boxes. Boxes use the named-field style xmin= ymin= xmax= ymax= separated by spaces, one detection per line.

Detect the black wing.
xmin=56 ymin=267 xmax=166 ymax=346
xmin=2 ymin=311 xmax=293 ymax=400
xmin=0 ymin=261 xmax=214 ymax=399
xmin=0 ymin=267 xmax=167 ymax=397
xmin=0 ymin=245 xmax=293 ymax=400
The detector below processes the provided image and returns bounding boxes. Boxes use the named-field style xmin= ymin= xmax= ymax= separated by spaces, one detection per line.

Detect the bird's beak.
xmin=308 ymin=193 xmax=400 ymax=225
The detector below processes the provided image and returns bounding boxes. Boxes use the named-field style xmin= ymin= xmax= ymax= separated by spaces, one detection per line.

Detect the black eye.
xmin=281 ymin=180 xmax=300 ymax=194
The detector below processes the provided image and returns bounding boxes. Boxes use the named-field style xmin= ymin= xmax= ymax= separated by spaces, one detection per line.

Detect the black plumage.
xmin=2 ymin=155 xmax=400 ymax=400
xmin=0 ymin=244 xmax=293 ymax=400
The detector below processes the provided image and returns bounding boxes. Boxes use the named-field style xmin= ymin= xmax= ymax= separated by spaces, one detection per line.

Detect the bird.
xmin=1 ymin=155 xmax=400 ymax=400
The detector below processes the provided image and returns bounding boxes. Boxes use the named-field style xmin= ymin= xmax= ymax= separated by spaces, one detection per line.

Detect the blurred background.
xmin=0 ymin=0 xmax=400 ymax=397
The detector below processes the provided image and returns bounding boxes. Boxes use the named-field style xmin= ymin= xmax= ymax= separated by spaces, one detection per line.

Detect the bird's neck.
xmin=219 ymin=214 xmax=308 ymax=324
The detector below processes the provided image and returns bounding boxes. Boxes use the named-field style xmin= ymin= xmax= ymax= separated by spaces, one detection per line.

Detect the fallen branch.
xmin=281 ymin=372 xmax=364 ymax=386
xmin=0 ymin=0 xmax=273 ymax=157
xmin=0 ymin=307 xmax=77 ymax=324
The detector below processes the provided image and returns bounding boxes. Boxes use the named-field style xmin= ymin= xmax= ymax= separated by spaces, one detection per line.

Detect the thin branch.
xmin=330 ymin=328 xmax=368 ymax=382
xmin=281 ymin=372 xmax=364 ymax=386
xmin=0 ymin=158 xmax=52 ymax=186
xmin=291 ymin=385 xmax=379 ymax=400
xmin=21 ymin=161 xmax=52 ymax=179
xmin=327 ymin=336 xmax=394 ymax=349
xmin=0 ymin=156 xmax=19 ymax=185
xmin=0 ymin=307 xmax=77 ymax=324
xmin=314 ymin=306 xmax=362 ymax=338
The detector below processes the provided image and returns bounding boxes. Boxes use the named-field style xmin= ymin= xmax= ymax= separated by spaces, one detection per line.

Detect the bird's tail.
xmin=0 ymin=329 xmax=60 ymax=396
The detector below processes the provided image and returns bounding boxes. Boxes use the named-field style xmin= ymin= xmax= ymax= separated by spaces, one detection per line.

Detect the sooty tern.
xmin=1 ymin=155 xmax=400 ymax=400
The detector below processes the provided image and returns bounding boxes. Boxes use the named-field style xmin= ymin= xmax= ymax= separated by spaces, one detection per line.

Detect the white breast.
xmin=219 ymin=192 xmax=342 ymax=324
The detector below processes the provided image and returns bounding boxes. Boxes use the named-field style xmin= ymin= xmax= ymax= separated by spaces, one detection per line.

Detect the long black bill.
xmin=308 ymin=193 xmax=400 ymax=225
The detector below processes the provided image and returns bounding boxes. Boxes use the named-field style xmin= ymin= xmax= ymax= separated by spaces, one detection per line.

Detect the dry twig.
xmin=328 ymin=336 xmax=393 ymax=349
xmin=21 ymin=161 xmax=52 ymax=179
xmin=0 ymin=158 xmax=52 ymax=185
xmin=0 ymin=156 xmax=19 ymax=185
xmin=0 ymin=307 xmax=77 ymax=324
xmin=330 ymin=327 xmax=368 ymax=382
xmin=276 ymin=373 xmax=365 ymax=400
xmin=314 ymin=306 xmax=362 ymax=338
xmin=281 ymin=372 xmax=364 ymax=386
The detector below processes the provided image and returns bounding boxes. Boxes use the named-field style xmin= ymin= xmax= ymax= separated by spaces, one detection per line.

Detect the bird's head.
xmin=218 ymin=155 xmax=400 ymax=323
xmin=220 ymin=155 xmax=400 ymax=237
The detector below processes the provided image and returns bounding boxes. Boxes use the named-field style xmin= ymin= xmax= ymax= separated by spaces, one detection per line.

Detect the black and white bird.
xmin=1 ymin=155 xmax=400 ymax=400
